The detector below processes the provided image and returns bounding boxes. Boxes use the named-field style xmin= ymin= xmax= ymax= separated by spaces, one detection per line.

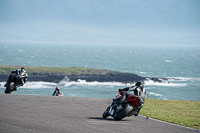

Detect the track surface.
xmin=0 ymin=94 xmax=199 ymax=133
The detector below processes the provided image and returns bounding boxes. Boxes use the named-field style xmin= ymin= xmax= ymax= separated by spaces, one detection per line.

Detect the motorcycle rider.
xmin=118 ymin=82 xmax=146 ymax=116
xmin=52 ymin=87 xmax=62 ymax=96
xmin=4 ymin=67 xmax=28 ymax=90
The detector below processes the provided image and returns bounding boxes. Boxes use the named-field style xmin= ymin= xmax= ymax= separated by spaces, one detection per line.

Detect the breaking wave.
xmin=165 ymin=60 xmax=172 ymax=62
xmin=0 ymin=78 xmax=189 ymax=90
xmin=149 ymin=92 xmax=162 ymax=97
xmin=167 ymin=77 xmax=200 ymax=81
xmin=144 ymin=80 xmax=187 ymax=87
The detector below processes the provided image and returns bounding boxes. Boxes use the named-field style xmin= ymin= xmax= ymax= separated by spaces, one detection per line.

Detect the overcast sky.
xmin=0 ymin=0 xmax=200 ymax=46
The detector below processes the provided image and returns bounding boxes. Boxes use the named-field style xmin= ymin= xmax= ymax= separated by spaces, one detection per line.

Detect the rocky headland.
xmin=0 ymin=67 xmax=167 ymax=83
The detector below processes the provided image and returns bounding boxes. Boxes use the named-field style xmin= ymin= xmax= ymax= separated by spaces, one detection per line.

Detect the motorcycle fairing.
xmin=127 ymin=95 xmax=140 ymax=107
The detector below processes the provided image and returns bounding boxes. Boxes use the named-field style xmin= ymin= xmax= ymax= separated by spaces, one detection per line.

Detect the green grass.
xmin=0 ymin=65 xmax=100 ymax=75
xmin=140 ymin=98 xmax=200 ymax=130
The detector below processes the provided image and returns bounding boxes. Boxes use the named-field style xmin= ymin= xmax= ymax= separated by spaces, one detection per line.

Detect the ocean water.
xmin=0 ymin=42 xmax=199 ymax=101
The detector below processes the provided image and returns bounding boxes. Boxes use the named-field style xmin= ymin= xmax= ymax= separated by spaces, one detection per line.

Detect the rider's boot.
xmin=134 ymin=110 xmax=139 ymax=116
xmin=134 ymin=105 xmax=142 ymax=116
xmin=13 ymin=86 xmax=17 ymax=91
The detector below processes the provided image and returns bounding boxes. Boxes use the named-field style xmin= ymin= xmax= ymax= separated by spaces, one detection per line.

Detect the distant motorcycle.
xmin=4 ymin=73 xmax=26 ymax=94
xmin=52 ymin=87 xmax=63 ymax=96
xmin=102 ymin=87 xmax=146 ymax=120
xmin=53 ymin=92 xmax=63 ymax=96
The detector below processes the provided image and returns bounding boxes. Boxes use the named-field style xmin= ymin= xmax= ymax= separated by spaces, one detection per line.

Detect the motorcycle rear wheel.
xmin=5 ymin=82 xmax=14 ymax=94
xmin=113 ymin=103 xmax=133 ymax=120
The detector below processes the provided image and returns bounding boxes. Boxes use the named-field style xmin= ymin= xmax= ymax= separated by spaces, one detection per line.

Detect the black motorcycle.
xmin=102 ymin=87 xmax=146 ymax=120
xmin=4 ymin=73 xmax=26 ymax=94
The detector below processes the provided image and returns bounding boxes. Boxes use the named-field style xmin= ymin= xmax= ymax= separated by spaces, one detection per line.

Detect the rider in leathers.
xmin=118 ymin=82 xmax=146 ymax=116
xmin=52 ymin=87 xmax=62 ymax=96
xmin=4 ymin=67 xmax=28 ymax=90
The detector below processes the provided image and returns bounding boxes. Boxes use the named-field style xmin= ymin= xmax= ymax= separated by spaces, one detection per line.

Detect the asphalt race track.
xmin=0 ymin=94 xmax=199 ymax=133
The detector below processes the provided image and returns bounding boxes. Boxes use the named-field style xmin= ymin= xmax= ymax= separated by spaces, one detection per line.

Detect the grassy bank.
xmin=0 ymin=65 xmax=100 ymax=75
xmin=140 ymin=98 xmax=200 ymax=130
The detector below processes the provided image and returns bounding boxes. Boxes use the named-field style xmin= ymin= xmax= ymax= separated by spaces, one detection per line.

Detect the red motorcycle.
xmin=102 ymin=87 xmax=146 ymax=120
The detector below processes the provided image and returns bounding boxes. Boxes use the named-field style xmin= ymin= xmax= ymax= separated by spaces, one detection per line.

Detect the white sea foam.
xmin=62 ymin=79 xmax=135 ymax=86
xmin=0 ymin=82 xmax=5 ymax=88
xmin=0 ymin=79 xmax=188 ymax=90
xmin=165 ymin=60 xmax=172 ymax=62
xmin=167 ymin=77 xmax=200 ymax=81
xmin=22 ymin=81 xmax=57 ymax=89
xmin=144 ymin=80 xmax=187 ymax=87
xmin=149 ymin=92 xmax=162 ymax=97
xmin=74 ymin=79 xmax=187 ymax=87
xmin=0 ymin=81 xmax=60 ymax=89
xmin=139 ymin=72 xmax=147 ymax=74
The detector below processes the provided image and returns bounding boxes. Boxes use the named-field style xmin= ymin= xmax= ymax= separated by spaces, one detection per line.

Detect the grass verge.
xmin=140 ymin=98 xmax=200 ymax=130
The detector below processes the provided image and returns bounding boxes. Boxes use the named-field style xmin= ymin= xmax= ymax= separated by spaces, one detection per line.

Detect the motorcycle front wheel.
xmin=102 ymin=107 xmax=110 ymax=118
xmin=113 ymin=103 xmax=133 ymax=120
xmin=5 ymin=82 xmax=14 ymax=94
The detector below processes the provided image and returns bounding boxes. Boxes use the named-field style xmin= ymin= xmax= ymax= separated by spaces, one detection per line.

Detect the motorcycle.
xmin=52 ymin=91 xmax=63 ymax=96
xmin=4 ymin=73 xmax=26 ymax=94
xmin=55 ymin=92 xmax=63 ymax=96
xmin=102 ymin=88 xmax=146 ymax=120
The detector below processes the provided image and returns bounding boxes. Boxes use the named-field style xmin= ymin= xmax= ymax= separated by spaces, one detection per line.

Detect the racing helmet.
xmin=56 ymin=87 xmax=59 ymax=90
xmin=21 ymin=67 xmax=26 ymax=72
xmin=135 ymin=82 xmax=144 ymax=90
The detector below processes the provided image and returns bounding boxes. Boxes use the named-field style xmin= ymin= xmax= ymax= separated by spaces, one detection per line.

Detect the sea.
xmin=0 ymin=42 xmax=200 ymax=101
